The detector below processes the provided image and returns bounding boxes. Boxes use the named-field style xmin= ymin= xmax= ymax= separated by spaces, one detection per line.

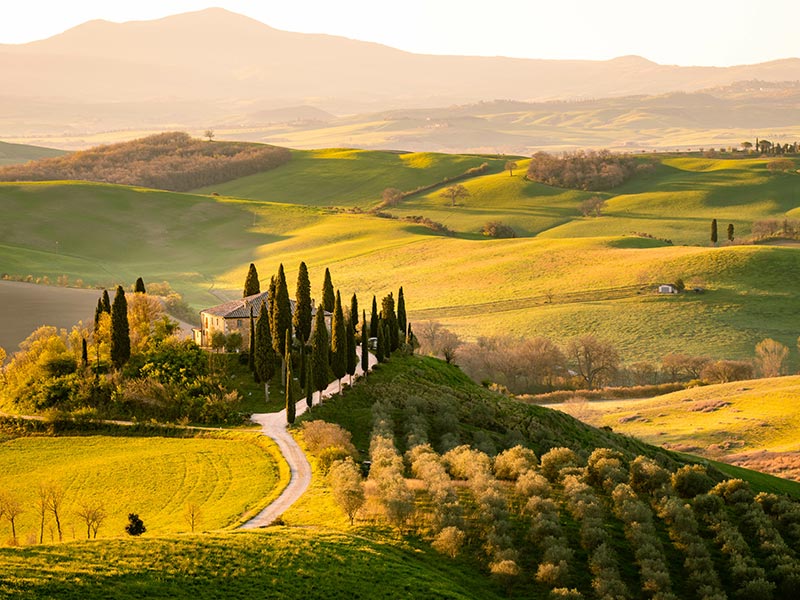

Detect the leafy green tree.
xmin=101 ymin=289 xmax=111 ymax=314
xmin=397 ymin=287 xmax=407 ymax=340
xmin=110 ymin=285 xmax=131 ymax=369
xmin=125 ymin=513 xmax=146 ymax=536
xmin=285 ymin=330 xmax=296 ymax=424
xmin=381 ymin=293 xmax=400 ymax=351
xmin=727 ymin=223 xmax=735 ymax=242
xmin=346 ymin=316 xmax=357 ymax=383
xmin=134 ymin=277 xmax=146 ymax=294
xmin=248 ymin=307 xmax=255 ymax=372
xmin=243 ymin=263 xmax=260 ymax=297
xmin=311 ymin=308 xmax=329 ymax=401
xmin=360 ymin=309 xmax=369 ymax=373
xmin=294 ymin=261 xmax=312 ymax=343
xmin=370 ymin=296 xmax=378 ymax=337
xmin=254 ymin=300 xmax=276 ymax=399
xmin=711 ymin=219 xmax=718 ymax=245
xmin=505 ymin=160 xmax=518 ymax=176
xmin=440 ymin=183 xmax=470 ymax=207
xmin=322 ymin=268 xmax=335 ymax=313
xmin=331 ymin=291 xmax=347 ymax=391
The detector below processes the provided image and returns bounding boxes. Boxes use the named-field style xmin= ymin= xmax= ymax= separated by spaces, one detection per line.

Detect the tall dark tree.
xmin=711 ymin=219 xmax=718 ymax=245
xmin=248 ymin=307 xmax=255 ymax=372
xmin=272 ymin=264 xmax=292 ymax=384
xmin=383 ymin=321 xmax=392 ymax=359
xmin=370 ymin=296 xmax=378 ymax=337
xmin=397 ymin=287 xmax=407 ymax=340
xmin=349 ymin=293 xmax=359 ymax=330
xmin=361 ymin=309 xmax=369 ymax=374
xmin=305 ymin=358 xmax=314 ymax=409
xmin=406 ymin=322 xmax=415 ymax=354
xmin=268 ymin=276 xmax=277 ymax=334
xmin=94 ymin=298 xmax=104 ymax=331
xmin=346 ymin=316 xmax=357 ymax=384
xmin=110 ymin=285 xmax=130 ymax=369
xmin=311 ymin=308 xmax=329 ymax=402
xmin=322 ymin=268 xmax=335 ymax=313
xmin=376 ymin=318 xmax=386 ymax=363
xmin=101 ymin=289 xmax=111 ymax=314
xmin=254 ymin=300 xmax=276 ymax=399
xmin=285 ymin=330 xmax=296 ymax=424
xmin=381 ymin=293 xmax=399 ymax=351
xmin=294 ymin=261 xmax=312 ymax=343
xmin=244 ymin=263 xmax=260 ymax=297
xmin=81 ymin=338 xmax=88 ymax=368
xmin=125 ymin=513 xmax=146 ymax=536
xmin=330 ymin=291 xmax=347 ymax=392
xmin=134 ymin=277 xmax=146 ymax=294
xmin=299 ymin=343 xmax=307 ymax=389
xmin=727 ymin=223 xmax=735 ymax=242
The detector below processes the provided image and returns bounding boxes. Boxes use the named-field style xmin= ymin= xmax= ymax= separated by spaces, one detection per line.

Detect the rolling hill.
xmin=0 ymin=141 xmax=64 ymax=166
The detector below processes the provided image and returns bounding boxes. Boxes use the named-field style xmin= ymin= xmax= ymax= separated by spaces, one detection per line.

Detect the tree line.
xmin=0 ymin=132 xmax=291 ymax=192
xmin=526 ymin=150 xmax=652 ymax=191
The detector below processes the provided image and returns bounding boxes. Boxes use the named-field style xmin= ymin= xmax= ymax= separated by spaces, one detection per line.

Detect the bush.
xmin=125 ymin=513 xmax=146 ymax=536
xmin=494 ymin=446 xmax=538 ymax=480
xmin=540 ymin=447 xmax=581 ymax=482
xmin=432 ymin=526 xmax=465 ymax=558
xmin=301 ymin=420 xmax=357 ymax=456
xmin=481 ymin=221 xmax=517 ymax=238
xmin=672 ymin=464 xmax=714 ymax=498
xmin=629 ymin=455 xmax=670 ymax=496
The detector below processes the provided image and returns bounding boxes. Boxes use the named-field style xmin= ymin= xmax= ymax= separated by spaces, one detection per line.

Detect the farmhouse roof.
xmin=202 ymin=291 xmax=275 ymax=319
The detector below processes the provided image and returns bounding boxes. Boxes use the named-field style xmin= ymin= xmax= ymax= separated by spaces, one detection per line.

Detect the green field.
xmin=0 ymin=433 xmax=283 ymax=542
xmin=2 ymin=153 xmax=800 ymax=364
xmin=0 ymin=141 xmax=64 ymax=167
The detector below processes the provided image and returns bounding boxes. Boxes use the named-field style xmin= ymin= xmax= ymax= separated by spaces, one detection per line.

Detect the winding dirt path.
xmin=239 ymin=349 xmax=377 ymax=529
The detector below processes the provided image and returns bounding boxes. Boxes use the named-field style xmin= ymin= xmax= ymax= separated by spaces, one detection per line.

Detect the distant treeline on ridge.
xmin=0 ymin=132 xmax=291 ymax=192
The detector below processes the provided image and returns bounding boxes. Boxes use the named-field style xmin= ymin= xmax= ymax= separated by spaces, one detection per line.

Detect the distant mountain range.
xmin=1 ymin=8 xmax=799 ymax=151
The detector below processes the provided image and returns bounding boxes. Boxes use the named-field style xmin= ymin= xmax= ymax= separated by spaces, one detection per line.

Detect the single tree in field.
xmin=710 ymin=218 xmax=718 ymax=245
xmin=134 ymin=277 xmax=146 ymax=294
xmin=243 ymin=263 xmax=260 ymax=297
xmin=349 ymin=293 xmax=359 ymax=330
xmin=0 ymin=490 xmax=23 ymax=545
xmin=580 ymin=196 xmax=605 ymax=217
xmin=346 ymin=317 xmax=357 ymax=384
xmin=505 ymin=160 xmax=518 ymax=176
xmin=285 ymin=330 xmax=296 ymax=424
xmin=727 ymin=223 xmax=735 ymax=242
xmin=757 ymin=338 xmax=789 ymax=378
xmin=382 ymin=187 xmax=403 ymax=207
xmin=101 ymin=289 xmax=111 ymax=314
xmin=329 ymin=457 xmax=365 ymax=525
xmin=330 ymin=291 xmax=347 ymax=392
xmin=311 ymin=308 xmax=329 ymax=402
xmin=183 ymin=502 xmax=202 ymax=534
xmin=370 ymin=295 xmax=379 ymax=337
xmin=110 ymin=285 xmax=130 ymax=369
xmin=566 ymin=334 xmax=620 ymax=389
xmin=321 ymin=268 xmax=335 ymax=313
xmin=741 ymin=141 xmax=753 ymax=152
xmin=125 ymin=513 xmax=146 ymax=536
xmin=40 ymin=482 xmax=65 ymax=542
xmin=294 ymin=261 xmax=312 ymax=343
xmin=204 ymin=129 xmax=215 ymax=142
xmin=440 ymin=184 xmax=470 ymax=207
xmin=381 ymin=293 xmax=399 ymax=351
xmin=361 ymin=310 xmax=369 ymax=374
xmin=248 ymin=307 xmax=255 ymax=372
xmin=76 ymin=500 xmax=107 ymax=539
xmin=272 ymin=264 xmax=292 ymax=383
xmin=397 ymin=287 xmax=407 ymax=340
xmin=254 ymin=300 xmax=277 ymax=399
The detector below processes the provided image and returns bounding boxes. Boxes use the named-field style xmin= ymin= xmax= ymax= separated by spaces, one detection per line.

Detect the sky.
xmin=1 ymin=0 xmax=798 ymax=67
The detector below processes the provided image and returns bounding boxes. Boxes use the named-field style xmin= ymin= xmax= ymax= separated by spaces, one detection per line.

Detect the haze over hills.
xmin=2 ymin=7 xmax=800 ymax=151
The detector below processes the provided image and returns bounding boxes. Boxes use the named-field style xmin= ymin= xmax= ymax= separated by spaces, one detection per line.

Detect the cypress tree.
xmin=346 ymin=316 xmax=357 ymax=384
xmin=727 ymin=223 xmax=735 ymax=242
xmin=272 ymin=264 xmax=292 ymax=357
xmin=383 ymin=321 xmax=392 ymax=359
xmin=305 ymin=358 xmax=314 ymax=409
xmin=110 ymin=285 xmax=130 ymax=369
xmin=244 ymin=263 xmax=260 ymax=297
xmin=370 ymin=296 xmax=378 ymax=337
xmin=350 ymin=293 xmax=359 ymax=330
xmin=134 ymin=277 xmax=146 ymax=294
xmin=101 ymin=290 xmax=111 ymax=314
xmin=330 ymin=291 xmax=347 ymax=392
xmin=94 ymin=298 xmax=104 ymax=331
xmin=299 ymin=343 xmax=307 ymax=389
xmin=711 ymin=219 xmax=718 ymax=245
xmin=361 ymin=310 xmax=369 ymax=373
xmin=248 ymin=307 xmax=255 ymax=372
xmin=406 ymin=323 xmax=415 ymax=354
xmin=81 ymin=338 xmax=88 ymax=368
xmin=268 ymin=276 xmax=277 ymax=335
xmin=254 ymin=300 xmax=276 ymax=399
xmin=376 ymin=318 xmax=385 ymax=363
xmin=311 ymin=308 xmax=329 ymax=402
xmin=294 ymin=261 xmax=312 ymax=343
xmin=381 ymin=293 xmax=399 ymax=351
xmin=397 ymin=287 xmax=406 ymax=340
xmin=285 ymin=330 xmax=296 ymax=424
xmin=321 ymin=268 xmax=335 ymax=313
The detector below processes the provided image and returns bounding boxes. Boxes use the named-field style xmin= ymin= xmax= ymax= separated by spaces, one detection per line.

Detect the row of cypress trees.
xmin=92 ymin=278 xmax=146 ymax=371
xmin=243 ymin=262 xmax=411 ymax=423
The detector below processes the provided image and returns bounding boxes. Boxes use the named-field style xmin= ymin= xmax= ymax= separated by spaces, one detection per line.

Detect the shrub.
xmin=672 ymin=465 xmax=714 ymax=498
xmin=540 ymin=447 xmax=581 ymax=482
xmin=629 ymin=455 xmax=670 ymax=496
xmin=432 ymin=526 xmax=465 ymax=558
xmin=494 ymin=446 xmax=538 ymax=480
xmin=481 ymin=221 xmax=517 ymax=238
xmin=125 ymin=513 xmax=146 ymax=536
xmin=301 ymin=420 xmax=357 ymax=456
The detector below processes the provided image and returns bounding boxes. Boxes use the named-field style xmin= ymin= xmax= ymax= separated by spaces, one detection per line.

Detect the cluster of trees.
xmin=0 ymin=132 xmax=291 ymax=192
xmin=481 ymin=221 xmax=517 ymax=238
xmin=752 ymin=218 xmax=800 ymax=241
xmin=526 ymin=150 xmax=649 ymax=191
xmin=742 ymin=139 xmax=800 ymax=155
xmin=0 ymin=279 xmax=241 ymax=424
xmin=242 ymin=263 xmax=412 ymax=423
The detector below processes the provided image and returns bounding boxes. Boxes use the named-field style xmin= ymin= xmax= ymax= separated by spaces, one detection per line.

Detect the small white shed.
xmin=658 ymin=284 xmax=678 ymax=294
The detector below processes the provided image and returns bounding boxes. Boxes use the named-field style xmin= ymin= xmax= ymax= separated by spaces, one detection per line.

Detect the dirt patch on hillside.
xmin=725 ymin=450 xmax=800 ymax=483
xmin=689 ymin=399 xmax=731 ymax=413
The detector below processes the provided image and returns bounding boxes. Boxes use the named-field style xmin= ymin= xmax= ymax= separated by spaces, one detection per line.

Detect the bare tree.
xmin=439 ymin=184 xmax=470 ymax=207
xmin=416 ymin=321 xmax=442 ymax=356
xmin=204 ymin=129 xmax=215 ymax=142
xmin=566 ymin=335 xmax=620 ymax=389
xmin=184 ymin=502 xmax=203 ymax=533
xmin=757 ymin=338 xmax=789 ymax=378
xmin=438 ymin=329 xmax=462 ymax=364
xmin=505 ymin=160 xmax=518 ymax=176
xmin=580 ymin=196 xmax=606 ymax=217
xmin=0 ymin=491 xmax=24 ymax=545
xmin=76 ymin=500 xmax=107 ymax=539
xmin=44 ymin=483 xmax=66 ymax=542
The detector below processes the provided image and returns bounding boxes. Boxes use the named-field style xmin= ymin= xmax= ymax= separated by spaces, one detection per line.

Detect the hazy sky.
xmin=1 ymin=0 xmax=797 ymax=67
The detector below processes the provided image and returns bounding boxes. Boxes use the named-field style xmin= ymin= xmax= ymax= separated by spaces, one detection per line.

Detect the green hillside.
xmin=0 ymin=141 xmax=65 ymax=166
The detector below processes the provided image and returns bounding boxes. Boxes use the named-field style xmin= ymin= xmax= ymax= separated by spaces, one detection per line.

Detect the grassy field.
xmin=0 ymin=433 xmax=283 ymax=542
xmin=2 ymin=154 xmax=800 ymax=364
xmin=553 ymin=376 xmax=800 ymax=484
xmin=0 ymin=141 xmax=64 ymax=166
